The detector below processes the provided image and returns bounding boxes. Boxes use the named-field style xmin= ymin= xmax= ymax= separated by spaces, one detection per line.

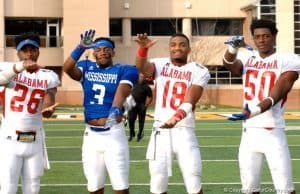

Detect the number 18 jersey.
xmin=238 ymin=50 xmax=300 ymax=128
xmin=150 ymin=58 xmax=210 ymax=128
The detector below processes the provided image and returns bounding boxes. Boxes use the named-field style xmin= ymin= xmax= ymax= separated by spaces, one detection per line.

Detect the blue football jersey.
xmin=76 ymin=60 xmax=138 ymax=122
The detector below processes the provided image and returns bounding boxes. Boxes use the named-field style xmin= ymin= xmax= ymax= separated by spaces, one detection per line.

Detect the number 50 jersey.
xmin=0 ymin=62 xmax=60 ymax=131
xmin=238 ymin=50 xmax=300 ymax=128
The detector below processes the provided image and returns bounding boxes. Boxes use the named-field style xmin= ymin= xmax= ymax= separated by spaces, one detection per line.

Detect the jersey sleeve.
xmin=119 ymin=65 xmax=139 ymax=87
xmin=76 ymin=59 xmax=91 ymax=74
xmin=191 ymin=62 xmax=211 ymax=87
xmin=46 ymin=70 xmax=61 ymax=89
xmin=281 ymin=53 xmax=300 ymax=73
xmin=237 ymin=49 xmax=256 ymax=74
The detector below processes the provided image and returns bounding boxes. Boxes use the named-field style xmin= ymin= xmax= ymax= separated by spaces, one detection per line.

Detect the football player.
xmin=0 ymin=33 xmax=60 ymax=194
xmin=135 ymin=33 xmax=210 ymax=194
xmin=63 ymin=30 xmax=138 ymax=194
xmin=223 ymin=19 xmax=299 ymax=194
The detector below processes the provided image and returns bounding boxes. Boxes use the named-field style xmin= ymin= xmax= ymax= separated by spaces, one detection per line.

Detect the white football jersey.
xmin=0 ymin=63 xmax=60 ymax=131
xmin=150 ymin=58 xmax=210 ymax=128
xmin=238 ymin=50 xmax=300 ymax=128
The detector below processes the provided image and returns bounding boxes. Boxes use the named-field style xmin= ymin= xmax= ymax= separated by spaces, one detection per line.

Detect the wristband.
xmin=174 ymin=109 xmax=186 ymax=121
xmin=228 ymin=45 xmax=238 ymax=54
xmin=137 ymin=47 xmax=148 ymax=58
xmin=109 ymin=106 xmax=123 ymax=117
xmin=249 ymin=105 xmax=261 ymax=118
xmin=223 ymin=56 xmax=236 ymax=65
xmin=264 ymin=96 xmax=275 ymax=106
xmin=178 ymin=102 xmax=192 ymax=114
xmin=70 ymin=45 xmax=86 ymax=61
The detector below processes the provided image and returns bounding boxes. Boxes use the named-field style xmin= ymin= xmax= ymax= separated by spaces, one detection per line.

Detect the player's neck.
xmin=259 ymin=49 xmax=275 ymax=59
xmin=171 ymin=59 xmax=187 ymax=67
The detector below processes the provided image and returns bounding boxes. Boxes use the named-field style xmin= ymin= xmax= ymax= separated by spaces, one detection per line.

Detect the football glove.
xmin=106 ymin=106 xmax=123 ymax=127
xmin=228 ymin=103 xmax=261 ymax=121
xmin=224 ymin=36 xmax=253 ymax=50
xmin=80 ymin=29 xmax=95 ymax=48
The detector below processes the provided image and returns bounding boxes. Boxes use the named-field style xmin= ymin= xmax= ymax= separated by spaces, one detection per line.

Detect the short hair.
xmin=250 ymin=19 xmax=278 ymax=35
xmin=93 ymin=37 xmax=115 ymax=49
xmin=170 ymin=33 xmax=190 ymax=45
xmin=15 ymin=32 xmax=41 ymax=48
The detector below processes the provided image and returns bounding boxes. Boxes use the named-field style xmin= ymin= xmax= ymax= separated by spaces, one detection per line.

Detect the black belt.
xmin=89 ymin=126 xmax=110 ymax=132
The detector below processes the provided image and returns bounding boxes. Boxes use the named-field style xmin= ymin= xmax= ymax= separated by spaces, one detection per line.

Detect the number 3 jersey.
xmin=76 ymin=60 xmax=138 ymax=122
xmin=238 ymin=50 xmax=300 ymax=128
xmin=0 ymin=62 xmax=60 ymax=131
xmin=150 ymin=58 xmax=210 ymax=128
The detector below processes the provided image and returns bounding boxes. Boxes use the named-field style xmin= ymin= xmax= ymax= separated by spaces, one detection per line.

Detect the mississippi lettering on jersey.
xmin=76 ymin=59 xmax=138 ymax=122
xmin=238 ymin=50 xmax=300 ymax=128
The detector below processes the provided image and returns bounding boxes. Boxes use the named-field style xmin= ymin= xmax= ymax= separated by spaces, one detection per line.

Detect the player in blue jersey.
xmin=63 ymin=30 xmax=138 ymax=194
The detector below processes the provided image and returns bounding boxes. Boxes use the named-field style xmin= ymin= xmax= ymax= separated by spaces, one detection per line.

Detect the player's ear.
xmin=187 ymin=46 xmax=191 ymax=54
xmin=111 ymin=50 xmax=115 ymax=57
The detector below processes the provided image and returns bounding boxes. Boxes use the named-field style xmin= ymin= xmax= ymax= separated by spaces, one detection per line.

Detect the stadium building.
xmin=0 ymin=0 xmax=299 ymax=108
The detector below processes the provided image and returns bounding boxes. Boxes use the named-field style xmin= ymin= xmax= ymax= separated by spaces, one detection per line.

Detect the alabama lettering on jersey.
xmin=238 ymin=50 xmax=300 ymax=128
xmin=150 ymin=58 xmax=210 ymax=128
xmin=76 ymin=59 xmax=138 ymax=122
xmin=0 ymin=63 xmax=60 ymax=131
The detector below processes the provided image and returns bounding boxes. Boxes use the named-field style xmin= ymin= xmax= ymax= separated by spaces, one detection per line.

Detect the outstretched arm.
xmin=135 ymin=33 xmax=157 ymax=77
xmin=229 ymin=71 xmax=299 ymax=121
xmin=42 ymin=88 xmax=59 ymax=118
xmin=106 ymin=83 xmax=133 ymax=125
xmin=258 ymin=71 xmax=298 ymax=112
xmin=160 ymin=84 xmax=203 ymax=128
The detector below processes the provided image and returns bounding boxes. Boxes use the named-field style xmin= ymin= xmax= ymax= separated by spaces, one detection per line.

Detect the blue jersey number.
xmin=92 ymin=84 xmax=106 ymax=104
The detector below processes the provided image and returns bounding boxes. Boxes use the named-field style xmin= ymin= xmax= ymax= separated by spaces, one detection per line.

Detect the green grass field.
xmin=17 ymin=118 xmax=300 ymax=194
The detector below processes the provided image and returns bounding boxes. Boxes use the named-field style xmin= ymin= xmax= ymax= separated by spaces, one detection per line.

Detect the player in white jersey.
xmin=0 ymin=33 xmax=60 ymax=194
xmin=135 ymin=33 xmax=210 ymax=194
xmin=223 ymin=19 xmax=299 ymax=194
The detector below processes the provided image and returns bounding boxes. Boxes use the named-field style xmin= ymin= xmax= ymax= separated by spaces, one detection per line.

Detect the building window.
xmin=5 ymin=18 xmax=62 ymax=48
xmin=131 ymin=19 xmax=182 ymax=36
xmin=191 ymin=19 xmax=242 ymax=36
xmin=110 ymin=19 xmax=122 ymax=36
xmin=259 ymin=0 xmax=276 ymax=21
xmin=207 ymin=66 xmax=242 ymax=85
xmin=295 ymin=0 xmax=300 ymax=54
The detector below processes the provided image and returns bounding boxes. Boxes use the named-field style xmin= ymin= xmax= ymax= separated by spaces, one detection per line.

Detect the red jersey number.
xmin=11 ymin=84 xmax=46 ymax=114
xmin=244 ymin=69 xmax=276 ymax=101
xmin=162 ymin=80 xmax=187 ymax=110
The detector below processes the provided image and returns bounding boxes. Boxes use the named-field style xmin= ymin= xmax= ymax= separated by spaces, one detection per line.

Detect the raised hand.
xmin=135 ymin=33 xmax=158 ymax=48
xmin=80 ymin=29 xmax=96 ymax=48
xmin=224 ymin=36 xmax=253 ymax=50
xmin=23 ymin=60 xmax=38 ymax=70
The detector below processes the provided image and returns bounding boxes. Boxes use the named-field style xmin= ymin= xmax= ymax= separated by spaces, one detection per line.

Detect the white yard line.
xmin=50 ymin=159 xmax=300 ymax=163
xmin=46 ymin=144 xmax=300 ymax=149
xmin=35 ymin=181 xmax=300 ymax=186
xmin=46 ymin=134 xmax=300 ymax=139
